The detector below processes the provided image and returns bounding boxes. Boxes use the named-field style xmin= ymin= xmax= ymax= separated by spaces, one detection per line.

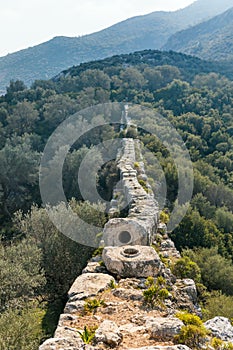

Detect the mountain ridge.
xmin=0 ymin=0 xmax=232 ymax=92
xmin=163 ymin=7 xmax=233 ymax=61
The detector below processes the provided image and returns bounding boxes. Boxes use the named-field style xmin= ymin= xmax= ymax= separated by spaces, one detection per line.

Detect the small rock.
xmin=119 ymin=323 xmax=145 ymax=333
xmin=205 ymin=317 xmax=233 ymax=342
xmin=39 ymin=326 xmax=86 ymax=350
xmin=145 ymin=316 xmax=184 ymax=340
xmin=173 ymin=279 xmax=199 ymax=313
xmin=95 ymin=320 xmax=123 ymax=346
xmin=39 ymin=336 xmax=84 ymax=349
xmin=58 ymin=314 xmax=78 ymax=327
xmin=128 ymin=346 xmax=191 ymax=350
xmin=82 ymin=262 xmax=106 ymax=274
xmin=112 ymin=287 xmax=143 ymax=301
xmin=54 ymin=326 xmax=80 ymax=340
xmin=64 ymin=300 xmax=85 ymax=314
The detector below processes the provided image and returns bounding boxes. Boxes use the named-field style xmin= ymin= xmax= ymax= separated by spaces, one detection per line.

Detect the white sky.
xmin=0 ymin=0 xmax=194 ymax=57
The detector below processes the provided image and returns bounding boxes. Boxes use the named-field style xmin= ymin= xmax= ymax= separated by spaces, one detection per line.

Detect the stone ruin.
xmin=103 ymin=138 xmax=159 ymax=247
xmin=40 ymin=119 xmax=233 ymax=349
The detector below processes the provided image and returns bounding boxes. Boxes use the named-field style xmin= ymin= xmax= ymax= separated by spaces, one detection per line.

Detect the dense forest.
xmin=0 ymin=50 xmax=233 ymax=348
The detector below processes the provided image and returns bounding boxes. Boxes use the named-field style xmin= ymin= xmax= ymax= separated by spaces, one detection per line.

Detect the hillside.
xmin=164 ymin=7 xmax=233 ymax=61
xmin=0 ymin=0 xmax=232 ymax=93
xmin=57 ymin=50 xmax=233 ymax=81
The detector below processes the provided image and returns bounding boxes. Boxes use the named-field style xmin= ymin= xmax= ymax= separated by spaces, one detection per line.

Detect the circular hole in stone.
xmin=118 ymin=231 xmax=132 ymax=244
xmin=123 ymin=248 xmax=139 ymax=257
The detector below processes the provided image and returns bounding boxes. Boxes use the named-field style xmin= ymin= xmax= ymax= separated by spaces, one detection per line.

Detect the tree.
xmin=0 ymin=238 xmax=45 ymax=312
xmin=14 ymin=200 xmax=106 ymax=298
xmin=0 ymin=306 xmax=44 ymax=350
xmin=183 ymin=247 xmax=233 ymax=295
xmin=6 ymin=101 xmax=39 ymax=136
xmin=172 ymin=256 xmax=201 ymax=282
xmin=0 ymin=134 xmax=40 ymax=224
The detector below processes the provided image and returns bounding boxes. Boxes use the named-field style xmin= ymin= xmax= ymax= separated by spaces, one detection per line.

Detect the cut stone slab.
xmin=68 ymin=273 xmax=115 ymax=301
xmin=103 ymin=218 xmax=152 ymax=246
xmin=103 ymin=245 xmax=164 ymax=278
xmin=204 ymin=317 xmax=233 ymax=342
xmin=95 ymin=320 xmax=123 ymax=346
xmin=145 ymin=316 xmax=184 ymax=340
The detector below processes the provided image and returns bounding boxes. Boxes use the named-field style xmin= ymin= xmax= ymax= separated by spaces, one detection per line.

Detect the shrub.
xmin=84 ymin=298 xmax=106 ymax=314
xmin=182 ymin=247 xmax=233 ymax=295
xmin=78 ymin=325 xmax=97 ymax=344
xmin=172 ymin=256 xmax=201 ymax=282
xmin=176 ymin=312 xmax=203 ymax=326
xmin=210 ymin=337 xmax=233 ymax=350
xmin=174 ymin=324 xmax=209 ymax=349
xmin=0 ymin=306 xmax=45 ymax=350
xmin=160 ymin=210 xmax=170 ymax=224
xmin=108 ymin=280 xmax=117 ymax=289
xmin=175 ymin=312 xmax=209 ymax=349
xmin=138 ymin=179 xmax=149 ymax=193
xmin=143 ymin=276 xmax=169 ymax=307
xmin=201 ymin=291 xmax=233 ymax=321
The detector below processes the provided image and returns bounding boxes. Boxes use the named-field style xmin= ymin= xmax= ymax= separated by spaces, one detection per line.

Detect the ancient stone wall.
xmin=103 ymin=138 xmax=159 ymax=247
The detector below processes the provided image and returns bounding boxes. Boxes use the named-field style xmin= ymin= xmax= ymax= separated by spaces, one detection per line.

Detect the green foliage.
xmin=92 ymin=246 xmax=104 ymax=257
xmin=138 ymin=179 xmax=149 ymax=193
xmin=183 ymin=248 xmax=233 ymax=295
xmin=175 ymin=312 xmax=209 ymax=349
xmin=84 ymin=298 xmax=106 ymax=314
xmin=176 ymin=312 xmax=203 ymax=326
xmin=0 ymin=238 xmax=45 ymax=312
xmin=14 ymin=201 xmax=105 ymax=298
xmin=172 ymin=256 xmax=201 ymax=282
xmin=78 ymin=325 xmax=97 ymax=345
xmin=210 ymin=337 xmax=233 ymax=350
xmin=0 ymin=305 xmax=45 ymax=350
xmin=108 ymin=279 xmax=117 ymax=289
xmin=201 ymin=291 xmax=233 ymax=321
xmin=1 ymin=44 xmax=233 ymax=348
xmin=160 ymin=210 xmax=170 ymax=224
xmin=174 ymin=324 xmax=209 ymax=349
xmin=143 ymin=276 xmax=169 ymax=308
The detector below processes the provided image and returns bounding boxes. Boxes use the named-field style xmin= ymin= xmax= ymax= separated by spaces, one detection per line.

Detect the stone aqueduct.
xmin=40 ymin=109 xmax=202 ymax=350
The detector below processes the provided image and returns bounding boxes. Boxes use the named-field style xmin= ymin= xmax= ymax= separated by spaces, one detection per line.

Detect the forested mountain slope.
xmin=164 ymin=7 xmax=233 ymax=61
xmin=0 ymin=0 xmax=232 ymax=92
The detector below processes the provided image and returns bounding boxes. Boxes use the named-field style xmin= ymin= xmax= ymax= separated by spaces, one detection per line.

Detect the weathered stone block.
xmin=68 ymin=273 xmax=115 ymax=301
xmin=205 ymin=317 xmax=233 ymax=342
xmin=103 ymin=245 xmax=164 ymax=278
xmin=103 ymin=218 xmax=152 ymax=246
xmin=145 ymin=316 xmax=184 ymax=340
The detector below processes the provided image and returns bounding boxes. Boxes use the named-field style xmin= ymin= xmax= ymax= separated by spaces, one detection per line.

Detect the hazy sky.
xmin=0 ymin=0 xmax=194 ymax=57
